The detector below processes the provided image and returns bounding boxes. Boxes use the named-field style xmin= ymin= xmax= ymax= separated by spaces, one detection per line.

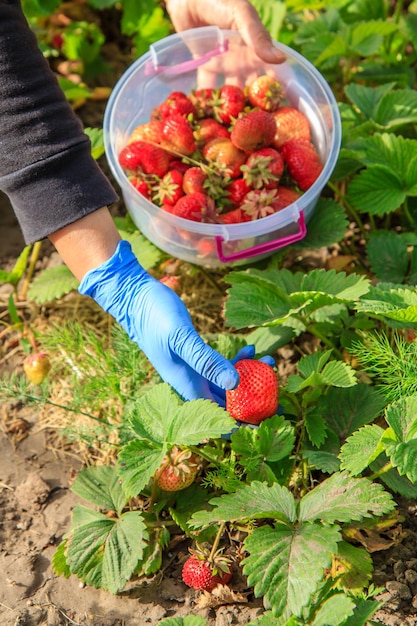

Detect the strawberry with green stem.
xmin=241 ymin=147 xmax=284 ymax=189
xmin=211 ymin=84 xmax=246 ymax=125
xmin=182 ymin=524 xmax=233 ymax=592
xmin=281 ymin=137 xmax=323 ymax=191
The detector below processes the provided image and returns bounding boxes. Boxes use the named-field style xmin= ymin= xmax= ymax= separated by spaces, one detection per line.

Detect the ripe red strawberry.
xmin=203 ymin=137 xmax=246 ymax=178
xmin=155 ymin=447 xmax=200 ymax=492
xmin=226 ymin=359 xmax=278 ymax=424
xmin=281 ymin=138 xmax=323 ymax=191
xmin=196 ymin=238 xmax=216 ymax=258
xmin=212 ymin=84 xmax=246 ymax=125
xmin=225 ymin=178 xmax=252 ymax=206
xmin=119 ymin=140 xmax=170 ymax=177
xmin=169 ymin=160 xmax=191 ymax=175
xmin=182 ymin=554 xmax=233 ymax=592
xmin=247 ymin=75 xmax=283 ymax=111
xmin=194 ymin=117 xmax=230 ymax=147
xmin=171 ymin=192 xmax=216 ymax=222
xmin=189 ymin=88 xmax=215 ymax=118
xmin=218 ymin=207 xmax=251 ymax=224
xmin=241 ymin=147 xmax=284 ymax=189
xmin=129 ymin=175 xmax=153 ymax=199
xmin=182 ymin=166 xmax=207 ymax=195
xmin=230 ymin=109 xmax=276 ymax=152
xmin=158 ymin=91 xmax=196 ymax=118
xmin=272 ymin=106 xmax=311 ymax=149
xmin=154 ymin=169 xmax=184 ymax=206
xmin=128 ymin=120 xmax=164 ymax=145
xmin=161 ymin=113 xmax=196 ymax=156
xmin=273 ymin=186 xmax=302 ymax=210
xmin=23 ymin=351 xmax=51 ymax=384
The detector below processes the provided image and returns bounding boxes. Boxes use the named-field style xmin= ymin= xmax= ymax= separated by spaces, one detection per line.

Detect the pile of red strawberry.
xmin=118 ymin=75 xmax=324 ymax=224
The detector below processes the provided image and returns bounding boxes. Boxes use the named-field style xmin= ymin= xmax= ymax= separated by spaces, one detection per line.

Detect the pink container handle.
xmin=145 ymin=40 xmax=229 ymax=76
xmin=215 ymin=211 xmax=307 ymax=263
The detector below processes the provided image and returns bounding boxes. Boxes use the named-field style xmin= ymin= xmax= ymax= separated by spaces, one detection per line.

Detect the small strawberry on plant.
xmin=182 ymin=544 xmax=233 ymax=592
xmin=23 ymin=351 xmax=51 ymax=384
xmin=155 ymin=446 xmax=201 ymax=492
xmin=226 ymin=359 xmax=278 ymax=424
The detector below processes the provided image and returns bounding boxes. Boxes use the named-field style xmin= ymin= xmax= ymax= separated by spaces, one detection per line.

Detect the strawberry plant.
xmin=3 ymin=1 xmax=417 ymax=624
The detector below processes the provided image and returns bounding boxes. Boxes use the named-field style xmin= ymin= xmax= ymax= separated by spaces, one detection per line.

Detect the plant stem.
xmin=19 ymin=241 xmax=42 ymax=301
xmin=327 ymin=181 xmax=368 ymax=238
xmin=368 ymin=461 xmax=393 ymax=481
xmin=209 ymin=522 xmax=226 ymax=561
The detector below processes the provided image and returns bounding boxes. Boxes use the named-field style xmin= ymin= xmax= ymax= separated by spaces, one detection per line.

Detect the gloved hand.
xmin=78 ymin=240 xmax=239 ymax=401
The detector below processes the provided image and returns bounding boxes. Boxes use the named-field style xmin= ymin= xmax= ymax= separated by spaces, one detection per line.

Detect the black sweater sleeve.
xmin=0 ymin=0 xmax=119 ymax=244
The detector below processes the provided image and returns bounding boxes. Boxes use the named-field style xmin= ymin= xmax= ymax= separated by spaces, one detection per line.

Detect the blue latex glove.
xmin=78 ymin=240 xmax=239 ymax=401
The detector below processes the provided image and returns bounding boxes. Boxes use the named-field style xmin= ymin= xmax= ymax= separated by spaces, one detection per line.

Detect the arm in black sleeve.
xmin=0 ymin=0 xmax=119 ymax=244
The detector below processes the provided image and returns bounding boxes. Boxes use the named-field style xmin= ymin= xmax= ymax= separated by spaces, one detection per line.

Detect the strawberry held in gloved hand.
xmin=78 ymin=240 xmax=239 ymax=401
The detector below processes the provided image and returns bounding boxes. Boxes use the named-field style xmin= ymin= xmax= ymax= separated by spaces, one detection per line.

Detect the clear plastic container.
xmin=103 ymin=27 xmax=341 ymax=267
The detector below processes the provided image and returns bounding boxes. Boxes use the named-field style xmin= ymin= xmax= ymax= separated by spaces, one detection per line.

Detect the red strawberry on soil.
xmin=281 ymin=138 xmax=323 ymax=191
xmin=272 ymin=106 xmax=311 ymax=148
xmin=155 ymin=446 xmax=200 ymax=492
xmin=247 ymin=74 xmax=283 ymax=111
xmin=23 ymin=351 xmax=51 ymax=384
xmin=241 ymin=147 xmax=284 ymax=189
xmin=212 ymin=84 xmax=246 ymax=125
xmin=171 ymin=192 xmax=216 ymax=222
xmin=203 ymin=137 xmax=246 ymax=178
xmin=230 ymin=109 xmax=276 ymax=152
xmin=226 ymin=359 xmax=278 ymax=424
xmin=119 ymin=140 xmax=170 ymax=177
xmin=161 ymin=113 xmax=196 ymax=156
xmin=182 ymin=553 xmax=233 ymax=592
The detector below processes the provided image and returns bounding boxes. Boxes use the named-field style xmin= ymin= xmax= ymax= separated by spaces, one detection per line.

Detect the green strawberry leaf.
xmin=374 ymin=89 xmax=417 ymax=129
xmin=298 ymin=471 xmax=395 ymax=524
xmin=118 ymin=229 xmax=162 ymax=270
xmin=343 ymin=597 xmax=385 ymax=626
xmin=189 ymin=481 xmax=297 ymax=528
xmin=344 ymin=82 xmax=395 ymax=121
xmin=84 ymin=127 xmax=105 ymax=160
xmin=370 ymin=453 xmax=417 ymax=498
xmin=118 ymin=440 xmax=166 ymax=498
xmin=242 ymin=522 xmax=341 ymax=619
xmin=66 ymin=504 xmax=147 ymax=593
xmin=366 ymin=231 xmax=410 ymax=283
xmin=346 ymin=165 xmax=405 ymax=216
xmin=333 ymin=541 xmax=374 ymax=593
xmin=224 ymin=268 xmax=370 ymax=329
xmin=231 ymin=415 xmax=295 ymax=482
xmin=295 ymin=198 xmax=349 ymax=250
xmin=339 ymin=424 xmax=385 ymax=476
xmin=311 ymin=593 xmax=355 ymax=626
xmin=27 ymin=264 xmax=79 ymax=303
xmin=382 ymin=394 xmax=417 ymax=482
xmin=319 ymin=385 xmax=387 ymax=440
xmin=356 ymin=283 xmax=417 ymax=324
xmin=52 ymin=540 xmax=71 ymax=579
xmin=70 ymin=466 xmax=129 ymax=514
xmin=348 ymin=20 xmax=397 ymax=57
xmin=126 ymin=383 xmax=235 ymax=445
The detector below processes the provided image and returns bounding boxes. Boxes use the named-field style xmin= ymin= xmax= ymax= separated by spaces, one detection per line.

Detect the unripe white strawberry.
xmin=23 ymin=351 xmax=51 ymax=384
